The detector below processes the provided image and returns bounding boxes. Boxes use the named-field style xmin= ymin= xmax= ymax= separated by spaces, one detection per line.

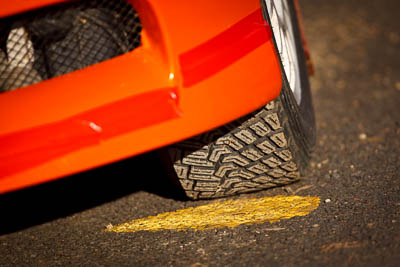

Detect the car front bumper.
xmin=0 ymin=0 xmax=282 ymax=193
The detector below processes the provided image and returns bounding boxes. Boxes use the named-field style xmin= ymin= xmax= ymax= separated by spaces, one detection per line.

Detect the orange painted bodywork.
xmin=0 ymin=0 xmax=282 ymax=193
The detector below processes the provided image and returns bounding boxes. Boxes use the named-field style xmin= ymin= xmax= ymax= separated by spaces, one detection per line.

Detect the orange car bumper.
xmin=0 ymin=0 xmax=282 ymax=193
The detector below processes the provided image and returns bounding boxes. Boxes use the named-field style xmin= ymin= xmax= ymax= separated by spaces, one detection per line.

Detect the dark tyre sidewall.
xmin=262 ymin=0 xmax=316 ymax=157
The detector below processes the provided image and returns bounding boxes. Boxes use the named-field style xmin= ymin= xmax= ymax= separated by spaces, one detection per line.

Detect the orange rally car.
xmin=0 ymin=0 xmax=315 ymax=199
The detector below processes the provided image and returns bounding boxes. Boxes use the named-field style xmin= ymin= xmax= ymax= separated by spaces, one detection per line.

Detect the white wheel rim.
xmin=264 ymin=0 xmax=302 ymax=104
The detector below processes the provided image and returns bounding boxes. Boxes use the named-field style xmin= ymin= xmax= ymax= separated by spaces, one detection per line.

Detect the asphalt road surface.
xmin=1 ymin=0 xmax=400 ymax=266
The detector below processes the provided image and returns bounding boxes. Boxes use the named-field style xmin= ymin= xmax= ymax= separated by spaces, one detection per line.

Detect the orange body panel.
xmin=0 ymin=0 xmax=69 ymax=17
xmin=0 ymin=0 xmax=282 ymax=193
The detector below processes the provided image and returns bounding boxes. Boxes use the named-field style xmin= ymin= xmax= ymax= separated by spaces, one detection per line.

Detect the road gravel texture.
xmin=1 ymin=0 xmax=400 ymax=266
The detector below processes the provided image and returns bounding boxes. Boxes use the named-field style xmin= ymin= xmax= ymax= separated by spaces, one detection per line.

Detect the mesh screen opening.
xmin=0 ymin=0 xmax=142 ymax=92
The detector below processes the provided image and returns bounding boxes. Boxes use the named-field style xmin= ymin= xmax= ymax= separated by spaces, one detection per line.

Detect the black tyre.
xmin=163 ymin=0 xmax=315 ymax=200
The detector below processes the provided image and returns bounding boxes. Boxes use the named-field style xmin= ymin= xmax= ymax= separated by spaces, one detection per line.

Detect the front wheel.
xmin=163 ymin=0 xmax=315 ymax=200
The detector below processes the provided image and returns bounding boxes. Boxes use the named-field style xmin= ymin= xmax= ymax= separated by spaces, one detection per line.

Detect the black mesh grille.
xmin=0 ymin=0 xmax=142 ymax=92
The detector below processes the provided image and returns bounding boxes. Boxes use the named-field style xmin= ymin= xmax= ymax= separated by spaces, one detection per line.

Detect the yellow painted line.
xmin=106 ymin=195 xmax=320 ymax=233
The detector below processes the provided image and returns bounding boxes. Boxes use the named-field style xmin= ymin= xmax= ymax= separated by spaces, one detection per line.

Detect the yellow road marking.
xmin=106 ymin=195 xmax=320 ymax=233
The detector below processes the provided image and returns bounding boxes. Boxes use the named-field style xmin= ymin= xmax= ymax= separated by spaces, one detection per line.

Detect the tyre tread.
xmin=167 ymin=97 xmax=302 ymax=200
